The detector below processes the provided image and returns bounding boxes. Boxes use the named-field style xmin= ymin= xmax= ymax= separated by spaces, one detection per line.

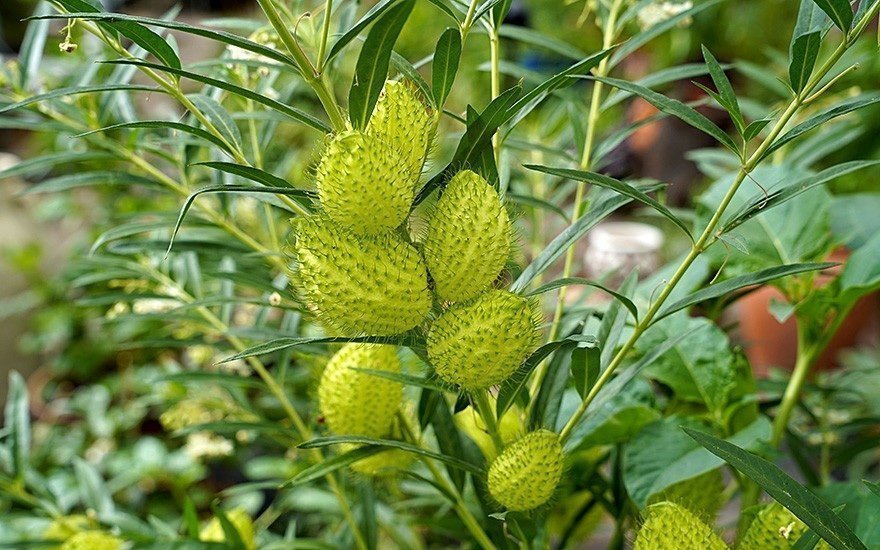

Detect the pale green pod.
xmin=738 ymin=503 xmax=829 ymax=550
xmin=367 ymin=80 xmax=436 ymax=182
xmin=635 ymin=502 xmax=728 ymax=550
xmin=427 ymin=290 xmax=541 ymax=389
xmin=318 ymin=344 xmax=403 ymax=438
xmin=487 ymin=430 xmax=564 ymax=512
xmin=60 ymin=532 xmax=124 ymax=550
xmin=290 ymin=215 xmax=432 ymax=335
xmin=423 ymin=170 xmax=511 ymax=302
xmin=649 ymin=468 xmax=725 ymax=520
xmin=316 ymin=130 xmax=414 ymax=236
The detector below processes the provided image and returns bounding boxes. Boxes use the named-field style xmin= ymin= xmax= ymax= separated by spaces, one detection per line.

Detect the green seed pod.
xmin=649 ymin=469 xmax=725 ymax=519
xmin=319 ymin=344 xmax=403 ymax=437
xmin=316 ymin=130 xmax=414 ymax=235
xmin=635 ymin=502 xmax=728 ymax=550
xmin=428 ymin=290 xmax=541 ymax=389
xmin=60 ymin=532 xmax=124 ymax=550
xmin=423 ymin=170 xmax=511 ymax=302
xmin=367 ymin=80 xmax=436 ymax=181
xmin=290 ymin=216 xmax=432 ymax=335
xmin=487 ymin=430 xmax=564 ymax=512
xmin=200 ymin=508 xmax=257 ymax=550
xmin=44 ymin=515 xmax=96 ymax=541
xmin=738 ymin=503 xmax=826 ymax=550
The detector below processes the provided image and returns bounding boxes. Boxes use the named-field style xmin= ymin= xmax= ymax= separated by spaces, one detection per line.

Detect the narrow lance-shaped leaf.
xmin=684 ymin=428 xmax=867 ymax=550
xmin=432 ymin=28 xmax=462 ymax=108
xmin=75 ymin=120 xmax=236 ymax=156
xmin=326 ymin=0 xmax=399 ymax=63
xmin=655 ymin=263 xmax=834 ymax=321
xmin=525 ymin=277 xmax=639 ymax=323
xmin=525 ymin=164 xmax=692 ymax=242
xmin=809 ymin=0 xmax=853 ymax=31
xmin=4 ymin=372 xmax=30 ymax=481
xmin=348 ymin=0 xmax=415 ymax=129
xmin=18 ymin=2 xmax=53 ymax=91
xmin=701 ymin=45 xmax=744 ymax=134
xmin=789 ymin=0 xmax=830 ymax=93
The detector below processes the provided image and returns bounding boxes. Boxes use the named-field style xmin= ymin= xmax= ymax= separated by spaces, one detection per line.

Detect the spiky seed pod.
xmin=199 ymin=509 xmax=257 ymax=550
xmin=738 ymin=503 xmax=827 ymax=550
xmin=423 ymin=170 xmax=512 ymax=302
xmin=290 ymin=216 xmax=432 ymax=335
xmin=319 ymin=344 xmax=403 ymax=437
xmin=487 ymin=430 xmax=564 ymax=512
xmin=60 ymin=532 xmax=124 ymax=550
xmin=367 ymin=80 xmax=436 ymax=181
xmin=316 ymin=130 xmax=414 ymax=235
xmin=648 ymin=469 xmax=725 ymax=519
xmin=428 ymin=290 xmax=541 ymax=389
xmin=635 ymin=502 xmax=728 ymax=550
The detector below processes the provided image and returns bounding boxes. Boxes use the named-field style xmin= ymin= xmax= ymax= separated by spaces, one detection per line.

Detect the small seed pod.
xmin=739 ymin=503 xmax=824 ymax=550
xmin=423 ymin=170 xmax=511 ymax=302
xmin=428 ymin=290 xmax=541 ymax=389
xmin=200 ymin=509 xmax=257 ymax=550
xmin=318 ymin=344 xmax=403 ymax=438
xmin=634 ymin=502 xmax=727 ymax=550
xmin=290 ymin=216 xmax=432 ymax=335
xmin=648 ymin=468 xmax=725 ymax=520
xmin=60 ymin=532 xmax=124 ymax=550
xmin=487 ymin=430 xmax=564 ymax=512
xmin=367 ymin=80 xmax=436 ymax=181
xmin=316 ymin=130 xmax=414 ymax=236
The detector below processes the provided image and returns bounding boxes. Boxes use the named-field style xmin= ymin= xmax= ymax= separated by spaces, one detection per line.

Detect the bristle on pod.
xmin=634 ymin=502 xmax=728 ymax=550
xmin=738 ymin=502 xmax=827 ymax=549
xmin=318 ymin=343 xmax=403 ymax=438
xmin=648 ymin=468 xmax=725 ymax=520
xmin=423 ymin=170 xmax=512 ymax=302
xmin=487 ymin=430 xmax=564 ymax=512
xmin=428 ymin=290 xmax=541 ymax=389
xmin=316 ymin=130 xmax=415 ymax=236
xmin=367 ymin=80 xmax=436 ymax=181
xmin=289 ymin=215 xmax=432 ymax=335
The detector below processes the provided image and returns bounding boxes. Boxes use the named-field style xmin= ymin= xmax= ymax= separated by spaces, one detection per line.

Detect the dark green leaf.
xmin=597 ymin=271 xmax=639 ymax=368
xmin=0 ymin=84 xmax=165 ymax=115
xmin=326 ymin=0 xmax=399 ymax=63
xmin=571 ymin=337 xmax=600 ymax=399
xmin=0 ymin=151 xmax=116 ymax=180
xmin=685 ymin=428 xmax=868 ymax=550
xmin=701 ymin=45 xmax=744 ymax=133
xmin=525 ymin=277 xmax=639 ymax=323
xmin=743 ymin=118 xmax=772 ymax=141
xmin=423 ymin=0 xmax=462 ymax=22
xmin=498 ymin=25 xmax=585 ymax=60
xmin=348 ymin=0 xmax=415 ymax=129
xmin=655 ymin=263 xmax=835 ymax=321
xmin=431 ymin=28 xmax=462 ymax=108
xmin=18 ymin=2 xmax=53 ymax=91
xmin=76 ymin=120 xmax=234 ymax=155
xmin=506 ymin=193 xmax=570 ymax=221
xmin=3 ymin=372 xmax=30 ymax=481
xmin=186 ymin=94 xmax=242 ymax=152
xmin=525 ymin=164 xmax=692 ymax=241
xmin=586 ymin=76 xmax=739 ymax=153
xmin=790 ymin=31 xmax=822 ymax=93
xmin=21 ymin=172 xmax=161 ymax=194
xmin=810 ymin=0 xmax=853 ymax=30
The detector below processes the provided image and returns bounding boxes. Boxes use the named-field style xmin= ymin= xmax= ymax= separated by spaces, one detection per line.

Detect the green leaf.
xmin=213 ymin=506 xmax=247 ymax=549
xmin=298 ymin=436 xmax=482 ymax=475
xmin=655 ymin=263 xmax=835 ymax=321
xmin=525 ymin=164 xmax=692 ymax=242
xmin=20 ymin=172 xmax=161 ymax=194
xmin=423 ymin=0 xmax=462 ymax=22
xmin=326 ymin=0 xmax=399 ymax=63
xmin=602 ymin=63 xmax=718 ymax=110
xmin=790 ymin=31 xmax=822 ymax=93
xmin=839 ymin=232 xmax=880 ymax=302
xmin=498 ymin=25 xmax=585 ymax=60
xmin=0 ymin=84 xmax=165 ymax=115
xmin=182 ymin=497 xmax=200 ymax=538
xmin=685 ymin=428 xmax=867 ymax=550
xmin=431 ymin=28 xmax=462 ymax=108
xmin=701 ymin=45 xmax=744 ymax=133
xmin=73 ymin=457 xmax=115 ymax=517
xmin=75 ymin=120 xmax=234 ymax=155
xmin=101 ymin=60 xmax=331 ymax=132
xmin=506 ymin=193 xmax=570 ymax=221
xmin=761 ymin=94 xmax=880 ymax=160
xmin=220 ymin=335 xmax=418 ymax=363
xmin=743 ymin=118 xmax=772 ymax=141
xmin=525 ymin=277 xmax=639 ymax=323
xmin=597 ymin=271 xmax=639 ymax=368
xmin=53 ymin=0 xmax=182 ymax=72
xmin=810 ymin=0 xmax=853 ymax=30
xmin=194 ymin=161 xmax=295 ymax=189
xmin=184 ymin=94 xmax=243 ymax=152
xmin=3 ymin=372 xmax=30 ymax=481
xmin=348 ymin=0 xmax=415 ymax=129
xmin=567 ymin=378 xmax=659 ymax=447
xmin=571 ymin=337 xmax=600 ymax=399
xmin=587 ymin=75 xmax=739 ymax=153
xmin=18 ymin=2 xmax=53 ymax=91
xmin=0 ymin=151 xmax=117 ymax=180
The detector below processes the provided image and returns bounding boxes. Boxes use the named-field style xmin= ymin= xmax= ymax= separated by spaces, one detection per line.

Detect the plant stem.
xmin=461 ymin=0 xmax=481 ymax=39
xmin=489 ymin=23 xmax=502 ymax=167
xmin=473 ymin=390 xmax=505 ymax=452
xmin=398 ymin=413 xmax=497 ymax=550
xmin=256 ymin=0 xmax=346 ymax=132
xmin=530 ymin=0 xmax=623 ymax=397
xmin=558 ymin=25 xmax=862 ymax=444
xmin=316 ymin=0 xmax=334 ymax=73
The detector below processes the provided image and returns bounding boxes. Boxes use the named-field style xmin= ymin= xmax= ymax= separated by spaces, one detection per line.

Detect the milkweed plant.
xmin=1 ymin=0 xmax=880 ymax=548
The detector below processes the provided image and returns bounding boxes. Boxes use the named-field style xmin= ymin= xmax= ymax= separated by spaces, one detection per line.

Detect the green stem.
xmin=256 ymin=0 xmax=347 ymax=132
xmin=461 ymin=0 xmax=481 ymax=39
xmin=473 ymin=390 xmax=505 ymax=452
xmin=316 ymin=0 xmax=334 ymax=73
xmin=398 ymin=413 xmax=497 ymax=550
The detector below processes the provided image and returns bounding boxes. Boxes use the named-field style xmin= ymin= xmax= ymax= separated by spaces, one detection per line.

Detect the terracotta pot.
xmin=736 ymin=249 xmax=880 ymax=377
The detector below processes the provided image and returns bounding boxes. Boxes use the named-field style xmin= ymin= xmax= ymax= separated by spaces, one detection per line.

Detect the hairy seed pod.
xmin=428 ymin=290 xmax=541 ymax=389
xmin=316 ymin=130 xmax=414 ymax=235
xmin=367 ymin=80 xmax=436 ymax=181
xmin=648 ymin=469 xmax=725 ymax=520
xmin=738 ymin=503 xmax=826 ymax=550
xmin=319 ymin=344 xmax=403 ymax=437
xmin=60 ymin=532 xmax=124 ymax=550
xmin=634 ymin=502 xmax=727 ymax=550
xmin=290 ymin=216 xmax=432 ymax=335
xmin=487 ymin=430 xmax=564 ymax=512
xmin=200 ymin=509 xmax=257 ymax=550
xmin=423 ymin=170 xmax=511 ymax=302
